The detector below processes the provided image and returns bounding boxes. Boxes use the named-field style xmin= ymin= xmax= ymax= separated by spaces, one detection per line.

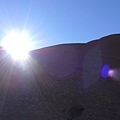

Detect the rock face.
xmin=0 ymin=34 xmax=120 ymax=120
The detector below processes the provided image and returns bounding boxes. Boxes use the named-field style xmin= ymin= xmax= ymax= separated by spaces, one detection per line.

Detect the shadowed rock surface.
xmin=0 ymin=34 xmax=120 ymax=119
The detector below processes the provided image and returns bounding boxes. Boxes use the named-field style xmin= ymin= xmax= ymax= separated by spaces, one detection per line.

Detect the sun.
xmin=1 ymin=29 xmax=33 ymax=60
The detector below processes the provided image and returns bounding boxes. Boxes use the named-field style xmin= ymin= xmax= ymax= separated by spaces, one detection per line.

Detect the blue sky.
xmin=0 ymin=0 xmax=120 ymax=49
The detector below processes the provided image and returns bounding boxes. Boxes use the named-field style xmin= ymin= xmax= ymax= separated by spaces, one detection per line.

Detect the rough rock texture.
xmin=0 ymin=34 xmax=120 ymax=120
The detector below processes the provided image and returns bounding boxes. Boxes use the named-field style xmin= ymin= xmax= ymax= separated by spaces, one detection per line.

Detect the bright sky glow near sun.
xmin=0 ymin=0 xmax=120 ymax=50
xmin=1 ymin=29 xmax=34 ymax=60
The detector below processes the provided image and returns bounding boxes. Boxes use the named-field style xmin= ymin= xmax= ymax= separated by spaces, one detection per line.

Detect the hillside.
xmin=0 ymin=34 xmax=120 ymax=120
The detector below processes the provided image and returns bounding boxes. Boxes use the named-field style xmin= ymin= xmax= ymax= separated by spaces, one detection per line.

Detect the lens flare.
xmin=102 ymin=65 xmax=120 ymax=82
xmin=108 ymin=69 xmax=114 ymax=77
xmin=101 ymin=65 xmax=110 ymax=78
xmin=109 ymin=69 xmax=120 ymax=81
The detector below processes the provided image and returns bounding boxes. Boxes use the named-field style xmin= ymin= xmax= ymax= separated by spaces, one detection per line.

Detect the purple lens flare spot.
xmin=101 ymin=65 xmax=110 ymax=78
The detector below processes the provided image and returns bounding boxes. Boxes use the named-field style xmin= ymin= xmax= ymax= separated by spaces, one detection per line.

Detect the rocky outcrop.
xmin=0 ymin=34 xmax=120 ymax=120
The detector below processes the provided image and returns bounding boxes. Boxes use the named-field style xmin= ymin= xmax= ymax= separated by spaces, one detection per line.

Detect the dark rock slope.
xmin=0 ymin=34 xmax=120 ymax=120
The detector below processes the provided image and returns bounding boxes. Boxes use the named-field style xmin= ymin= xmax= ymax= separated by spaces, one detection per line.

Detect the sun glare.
xmin=1 ymin=29 xmax=33 ymax=60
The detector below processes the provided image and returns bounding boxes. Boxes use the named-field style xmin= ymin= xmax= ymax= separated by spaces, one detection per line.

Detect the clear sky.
xmin=0 ymin=0 xmax=120 ymax=49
